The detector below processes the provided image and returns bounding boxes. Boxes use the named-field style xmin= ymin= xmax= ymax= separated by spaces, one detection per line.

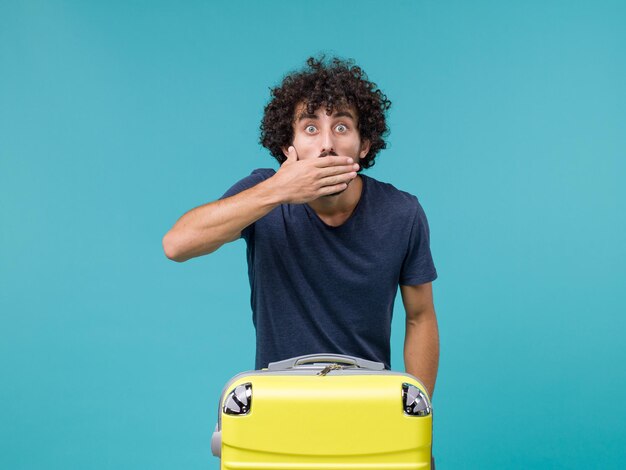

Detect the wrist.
xmin=256 ymin=176 xmax=285 ymax=207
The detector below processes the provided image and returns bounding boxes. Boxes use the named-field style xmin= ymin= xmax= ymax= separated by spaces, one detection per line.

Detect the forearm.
xmin=162 ymin=178 xmax=281 ymax=262
xmin=403 ymin=308 xmax=439 ymax=398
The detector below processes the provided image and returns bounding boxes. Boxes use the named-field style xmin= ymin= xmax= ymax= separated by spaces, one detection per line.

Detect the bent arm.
xmin=163 ymin=154 xmax=360 ymax=262
xmin=400 ymin=282 xmax=439 ymax=398
xmin=162 ymin=178 xmax=280 ymax=262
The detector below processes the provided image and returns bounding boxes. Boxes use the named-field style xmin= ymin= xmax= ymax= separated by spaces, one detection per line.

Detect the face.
xmin=282 ymin=102 xmax=370 ymax=164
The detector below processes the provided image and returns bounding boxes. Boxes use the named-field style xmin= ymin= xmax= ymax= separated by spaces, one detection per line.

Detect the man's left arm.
xmin=400 ymin=282 xmax=439 ymax=398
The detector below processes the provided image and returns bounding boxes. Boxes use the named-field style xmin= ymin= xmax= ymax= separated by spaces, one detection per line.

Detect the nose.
xmin=320 ymin=128 xmax=336 ymax=156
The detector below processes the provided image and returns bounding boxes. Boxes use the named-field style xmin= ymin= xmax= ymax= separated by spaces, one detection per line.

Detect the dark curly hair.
xmin=260 ymin=56 xmax=392 ymax=170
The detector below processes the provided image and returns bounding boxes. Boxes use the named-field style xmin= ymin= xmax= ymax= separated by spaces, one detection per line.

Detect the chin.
xmin=322 ymin=177 xmax=354 ymax=198
xmin=324 ymin=185 xmax=350 ymax=198
xmin=322 ymin=190 xmax=345 ymax=198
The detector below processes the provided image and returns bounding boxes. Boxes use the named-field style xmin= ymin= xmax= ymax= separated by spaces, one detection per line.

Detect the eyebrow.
xmin=296 ymin=110 xmax=356 ymax=122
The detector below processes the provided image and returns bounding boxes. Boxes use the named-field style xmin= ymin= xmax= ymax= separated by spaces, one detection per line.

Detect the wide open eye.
xmin=335 ymin=124 xmax=348 ymax=133
xmin=305 ymin=125 xmax=317 ymax=134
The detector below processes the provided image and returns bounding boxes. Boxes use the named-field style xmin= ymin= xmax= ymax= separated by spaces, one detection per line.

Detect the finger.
xmin=318 ymin=172 xmax=357 ymax=187
xmin=319 ymin=163 xmax=360 ymax=178
xmin=318 ymin=182 xmax=349 ymax=196
xmin=286 ymin=146 xmax=299 ymax=162
xmin=313 ymin=156 xmax=354 ymax=168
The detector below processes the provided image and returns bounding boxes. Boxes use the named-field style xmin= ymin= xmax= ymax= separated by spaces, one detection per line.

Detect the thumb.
xmin=285 ymin=145 xmax=299 ymax=163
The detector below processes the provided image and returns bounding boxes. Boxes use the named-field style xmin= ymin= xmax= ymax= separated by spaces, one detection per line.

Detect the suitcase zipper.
xmin=316 ymin=363 xmax=344 ymax=376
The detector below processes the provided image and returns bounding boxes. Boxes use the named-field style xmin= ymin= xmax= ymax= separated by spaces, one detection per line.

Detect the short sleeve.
xmin=219 ymin=168 xmax=276 ymax=241
xmin=399 ymin=200 xmax=438 ymax=285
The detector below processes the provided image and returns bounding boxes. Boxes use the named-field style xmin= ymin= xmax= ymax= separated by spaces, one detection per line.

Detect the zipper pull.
xmin=317 ymin=363 xmax=343 ymax=376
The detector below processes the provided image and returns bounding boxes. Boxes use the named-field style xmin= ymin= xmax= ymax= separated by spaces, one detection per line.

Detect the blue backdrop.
xmin=1 ymin=1 xmax=625 ymax=468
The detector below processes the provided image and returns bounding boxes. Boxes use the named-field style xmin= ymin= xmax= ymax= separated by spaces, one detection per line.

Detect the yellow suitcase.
xmin=211 ymin=353 xmax=433 ymax=469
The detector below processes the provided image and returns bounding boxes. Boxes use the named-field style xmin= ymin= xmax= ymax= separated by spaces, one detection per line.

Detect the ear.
xmin=359 ymin=139 xmax=371 ymax=159
xmin=281 ymin=146 xmax=290 ymax=159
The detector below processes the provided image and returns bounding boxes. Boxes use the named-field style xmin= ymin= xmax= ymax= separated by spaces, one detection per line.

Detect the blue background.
xmin=1 ymin=1 xmax=625 ymax=468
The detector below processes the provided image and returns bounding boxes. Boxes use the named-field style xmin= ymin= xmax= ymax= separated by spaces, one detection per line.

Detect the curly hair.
xmin=260 ymin=56 xmax=392 ymax=170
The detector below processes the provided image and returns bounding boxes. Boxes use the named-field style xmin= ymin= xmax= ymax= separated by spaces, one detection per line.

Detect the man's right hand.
xmin=268 ymin=146 xmax=359 ymax=204
xmin=163 ymin=146 xmax=359 ymax=261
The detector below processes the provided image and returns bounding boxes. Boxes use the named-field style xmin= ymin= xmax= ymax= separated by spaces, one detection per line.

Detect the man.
xmin=162 ymin=56 xmax=439 ymax=396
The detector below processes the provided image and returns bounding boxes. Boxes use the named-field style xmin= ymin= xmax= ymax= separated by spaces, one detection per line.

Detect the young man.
xmin=162 ymin=57 xmax=439 ymax=396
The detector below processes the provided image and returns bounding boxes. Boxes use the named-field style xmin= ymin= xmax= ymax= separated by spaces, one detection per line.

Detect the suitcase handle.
xmin=267 ymin=353 xmax=386 ymax=371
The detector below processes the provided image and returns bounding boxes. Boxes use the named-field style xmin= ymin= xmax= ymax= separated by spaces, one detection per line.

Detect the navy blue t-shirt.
xmin=221 ymin=169 xmax=437 ymax=370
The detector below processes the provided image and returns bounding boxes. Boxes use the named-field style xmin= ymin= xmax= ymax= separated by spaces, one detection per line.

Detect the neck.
xmin=307 ymin=175 xmax=363 ymax=216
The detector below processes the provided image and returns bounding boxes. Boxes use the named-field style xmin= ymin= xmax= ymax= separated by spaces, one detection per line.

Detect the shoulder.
xmin=235 ymin=168 xmax=277 ymax=184
xmin=362 ymin=174 xmax=422 ymax=216
xmin=250 ymin=168 xmax=276 ymax=178
xmin=220 ymin=168 xmax=277 ymax=200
